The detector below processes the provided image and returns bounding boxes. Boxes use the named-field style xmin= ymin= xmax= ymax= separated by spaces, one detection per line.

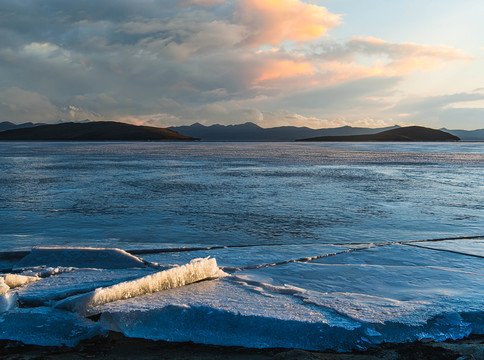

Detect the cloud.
xmin=185 ymin=0 xmax=225 ymax=6
xmin=0 ymin=87 xmax=59 ymax=123
xmin=384 ymin=90 xmax=484 ymax=129
xmin=308 ymin=37 xmax=471 ymax=83
xmin=236 ymin=0 xmax=341 ymax=47
xmin=254 ymin=59 xmax=314 ymax=83
xmin=0 ymin=0 xmax=477 ymax=129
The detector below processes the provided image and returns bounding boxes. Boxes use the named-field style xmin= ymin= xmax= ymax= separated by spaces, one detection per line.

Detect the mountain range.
xmin=167 ymin=122 xmax=401 ymax=141
xmin=1 ymin=120 xmax=483 ymax=141
xmin=168 ymin=122 xmax=484 ymax=141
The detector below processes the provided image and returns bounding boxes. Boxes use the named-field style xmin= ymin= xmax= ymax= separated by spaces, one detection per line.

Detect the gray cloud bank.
xmin=0 ymin=0 xmax=479 ymax=129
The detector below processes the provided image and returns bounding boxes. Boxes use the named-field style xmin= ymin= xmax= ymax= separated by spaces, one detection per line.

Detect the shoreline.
xmin=1 ymin=332 xmax=482 ymax=360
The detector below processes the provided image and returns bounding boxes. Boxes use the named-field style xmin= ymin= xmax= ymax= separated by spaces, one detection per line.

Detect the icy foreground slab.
xmin=15 ymin=247 xmax=146 ymax=269
xmin=97 ymin=278 xmax=482 ymax=352
xmin=56 ymin=258 xmax=223 ymax=314
xmin=0 ymin=307 xmax=103 ymax=346
xmin=98 ymin=279 xmax=363 ymax=351
xmin=1 ymin=244 xmax=482 ymax=351
xmin=95 ymin=243 xmax=484 ymax=351
xmin=237 ymin=245 xmax=484 ymax=325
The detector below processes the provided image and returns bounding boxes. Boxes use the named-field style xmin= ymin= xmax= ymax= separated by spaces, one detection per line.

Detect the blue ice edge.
xmin=99 ymin=306 xmax=484 ymax=352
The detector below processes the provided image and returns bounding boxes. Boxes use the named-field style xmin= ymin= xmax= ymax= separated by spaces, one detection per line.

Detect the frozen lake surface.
xmin=0 ymin=141 xmax=483 ymax=350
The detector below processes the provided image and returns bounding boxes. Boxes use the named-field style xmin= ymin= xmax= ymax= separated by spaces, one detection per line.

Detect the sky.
xmin=0 ymin=0 xmax=483 ymax=129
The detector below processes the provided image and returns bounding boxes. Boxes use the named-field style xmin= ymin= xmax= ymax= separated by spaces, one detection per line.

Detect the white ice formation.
xmin=0 ymin=278 xmax=8 ymax=295
xmin=55 ymin=257 xmax=224 ymax=314
xmin=1 ymin=274 xmax=40 ymax=288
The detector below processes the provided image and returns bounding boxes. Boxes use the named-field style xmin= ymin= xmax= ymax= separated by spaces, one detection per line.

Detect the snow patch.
xmin=18 ymin=266 xmax=75 ymax=278
xmin=1 ymin=274 xmax=40 ymax=288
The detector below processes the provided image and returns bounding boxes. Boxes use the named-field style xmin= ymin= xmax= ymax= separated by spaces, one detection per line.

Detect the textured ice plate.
xmin=0 ymin=307 xmax=103 ymax=346
xmin=98 ymin=278 xmax=364 ymax=351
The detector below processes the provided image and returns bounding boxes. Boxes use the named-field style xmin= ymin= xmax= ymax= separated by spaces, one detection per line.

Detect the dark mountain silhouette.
xmin=0 ymin=121 xmax=46 ymax=132
xmin=0 ymin=121 xmax=198 ymax=141
xmin=442 ymin=128 xmax=484 ymax=141
xmin=296 ymin=126 xmax=460 ymax=141
xmin=168 ymin=122 xmax=400 ymax=141
xmin=297 ymin=126 xmax=460 ymax=142
xmin=2 ymin=120 xmax=482 ymax=141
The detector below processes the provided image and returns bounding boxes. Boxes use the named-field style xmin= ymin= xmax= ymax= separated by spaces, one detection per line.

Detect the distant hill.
xmin=0 ymin=121 xmax=46 ymax=132
xmin=0 ymin=121 xmax=198 ymax=141
xmin=297 ymin=126 xmax=460 ymax=142
xmin=442 ymin=128 xmax=484 ymax=141
xmin=168 ymin=122 xmax=400 ymax=141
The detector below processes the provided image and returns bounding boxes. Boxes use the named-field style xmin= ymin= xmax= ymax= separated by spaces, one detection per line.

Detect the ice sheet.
xmin=0 ymin=307 xmax=103 ymax=346
xmin=235 ymin=244 xmax=484 ymax=325
xmin=315 ymin=243 xmax=484 ymax=274
xmin=1 ymin=243 xmax=482 ymax=351
xmin=14 ymin=246 xmax=147 ymax=269
xmin=56 ymin=258 xmax=224 ymax=314
xmin=16 ymin=268 xmax=156 ymax=306
xmin=98 ymin=279 xmax=364 ymax=351
xmin=410 ymin=239 xmax=484 ymax=258
xmin=97 ymin=276 xmax=481 ymax=351
xmin=139 ymin=244 xmax=351 ymax=270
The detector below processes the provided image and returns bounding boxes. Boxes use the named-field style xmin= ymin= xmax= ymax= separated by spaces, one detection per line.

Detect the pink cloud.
xmin=254 ymin=59 xmax=314 ymax=83
xmin=236 ymin=0 xmax=341 ymax=47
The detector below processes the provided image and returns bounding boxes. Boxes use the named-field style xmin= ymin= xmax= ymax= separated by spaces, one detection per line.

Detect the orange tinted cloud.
xmin=237 ymin=0 xmax=341 ymax=47
xmin=255 ymin=59 xmax=314 ymax=83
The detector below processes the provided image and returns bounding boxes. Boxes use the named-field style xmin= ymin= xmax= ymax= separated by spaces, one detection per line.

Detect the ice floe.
xmin=55 ymin=257 xmax=225 ymax=314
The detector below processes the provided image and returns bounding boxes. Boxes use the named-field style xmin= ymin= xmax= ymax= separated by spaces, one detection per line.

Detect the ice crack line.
xmin=127 ymin=235 xmax=484 ymax=256
xmin=222 ymin=248 xmax=367 ymax=273
xmin=404 ymin=243 xmax=484 ymax=259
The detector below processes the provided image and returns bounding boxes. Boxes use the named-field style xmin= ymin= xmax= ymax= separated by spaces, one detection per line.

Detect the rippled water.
xmin=0 ymin=141 xmax=483 ymax=251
